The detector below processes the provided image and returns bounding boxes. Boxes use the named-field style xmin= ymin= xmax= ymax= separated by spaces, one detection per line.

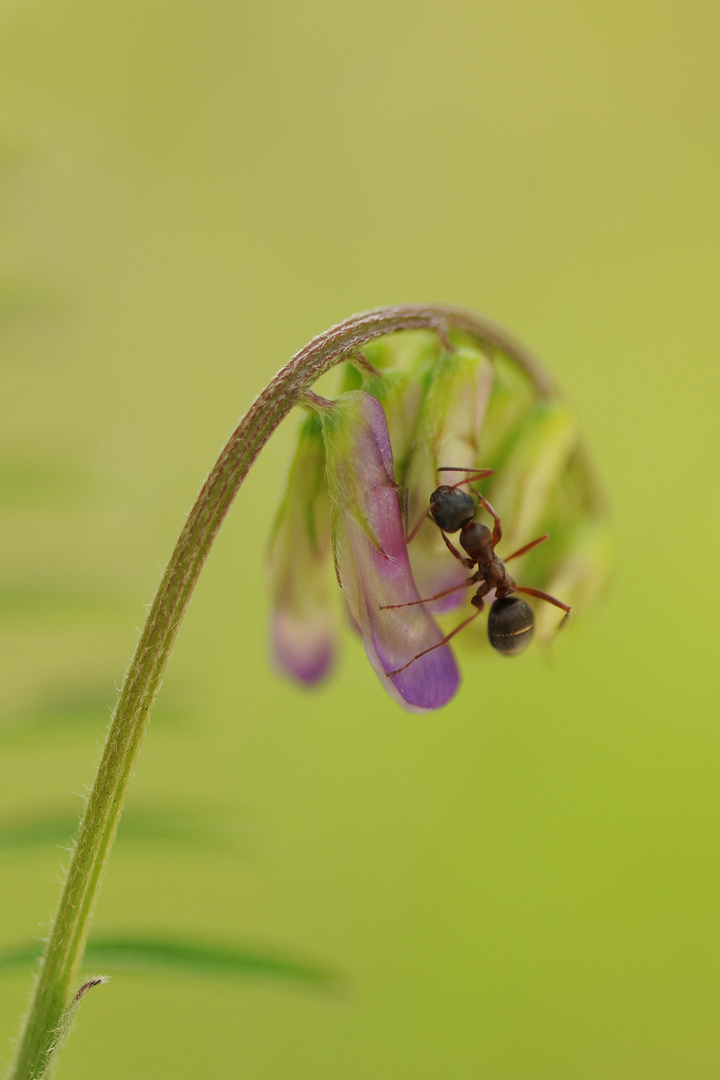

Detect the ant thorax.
xmin=459 ymin=522 xmax=496 ymax=567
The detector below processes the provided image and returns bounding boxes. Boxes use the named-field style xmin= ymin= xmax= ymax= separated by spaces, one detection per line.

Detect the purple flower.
xmin=320 ymin=391 xmax=460 ymax=712
xmin=321 ymin=393 xmax=462 ymax=712
xmin=266 ymin=413 xmax=335 ymax=684
xmin=267 ymin=331 xmax=608 ymax=709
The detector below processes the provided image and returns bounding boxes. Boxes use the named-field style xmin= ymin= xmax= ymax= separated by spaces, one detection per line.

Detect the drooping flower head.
xmin=266 ymin=328 xmax=609 ymax=711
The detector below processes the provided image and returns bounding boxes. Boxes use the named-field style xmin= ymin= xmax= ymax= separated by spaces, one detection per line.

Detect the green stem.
xmin=7 ymin=304 xmax=549 ymax=1080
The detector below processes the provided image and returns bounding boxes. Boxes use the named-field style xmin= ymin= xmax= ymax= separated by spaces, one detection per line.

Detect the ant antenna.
xmin=405 ymin=504 xmax=430 ymax=544
xmin=437 ymin=466 xmax=494 ymax=483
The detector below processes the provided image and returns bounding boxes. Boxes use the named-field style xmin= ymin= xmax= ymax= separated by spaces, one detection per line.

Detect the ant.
xmin=382 ymin=467 xmax=570 ymax=675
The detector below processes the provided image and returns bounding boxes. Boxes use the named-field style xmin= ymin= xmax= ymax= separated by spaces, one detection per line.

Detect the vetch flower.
xmin=317 ymin=389 xmax=460 ymax=712
xmin=266 ymin=411 xmax=335 ymax=683
xmin=475 ymin=357 xmax=611 ymax=645
xmin=267 ymin=324 xmax=608 ymax=709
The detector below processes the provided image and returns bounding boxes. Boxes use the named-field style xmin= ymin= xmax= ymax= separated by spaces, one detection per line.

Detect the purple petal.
xmin=272 ymin=611 xmax=335 ymax=685
xmin=325 ymin=393 xmax=460 ymax=712
xmin=266 ymin=412 xmax=335 ymax=686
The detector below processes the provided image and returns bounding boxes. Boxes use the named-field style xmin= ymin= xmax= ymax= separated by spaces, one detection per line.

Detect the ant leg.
xmin=405 ymin=505 xmax=430 ymax=544
xmin=476 ymin=494 xmax=503 ymax=546
xmin=504 ymin=534 xmax=549 ymax=563
xmin=386 ymin=606 xmax=483 ymax=677
xmin=380 ymin=578 xmax=473 ymax=611
xmin=516 ymin=586 xmax=571 ymax=628
xmin=441 ymin=530 xmax=475 ymax=569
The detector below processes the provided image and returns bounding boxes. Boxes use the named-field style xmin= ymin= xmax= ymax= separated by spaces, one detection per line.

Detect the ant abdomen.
xmin=487 ymin=596 xmax=535 ymax=656
xmin=429 ymin=486 xmax=476 ymax=533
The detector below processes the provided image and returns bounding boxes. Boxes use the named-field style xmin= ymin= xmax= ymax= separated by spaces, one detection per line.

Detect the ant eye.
xmin=487 ymin=597 xmax=535 ymax=655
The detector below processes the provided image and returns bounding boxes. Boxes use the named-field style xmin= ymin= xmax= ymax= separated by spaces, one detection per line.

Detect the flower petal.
xmin=271 ymin=609 xmax=335 ymax=684
xmin=321 ymin=392 xmax=460 ymax=712
xmin=266 ymin=413 xmax=335 ymax=684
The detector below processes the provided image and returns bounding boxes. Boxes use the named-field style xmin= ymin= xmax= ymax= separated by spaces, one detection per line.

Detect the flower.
xmin=266 ymin=411 xmax=335 ymax=684
xmin=319 ymin=390 xmax=460 ymax=712
xmin=267 ymin=328 xmax=609 ymax=710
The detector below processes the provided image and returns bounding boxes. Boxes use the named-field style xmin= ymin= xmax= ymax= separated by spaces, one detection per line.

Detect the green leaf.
xmin=0 ymin=806 xmax=248 ymax=856
xmin=0 ymin=936 xmax=342 ymax=992
xmin=0 ymin=685 xmax=193 ymax=743
xmin=0 ymin=687 xmax=113 ymax=743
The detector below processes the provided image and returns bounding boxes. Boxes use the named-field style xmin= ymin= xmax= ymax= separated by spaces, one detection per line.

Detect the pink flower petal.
xmin=324 ymin=393 xmax=460 ymax=712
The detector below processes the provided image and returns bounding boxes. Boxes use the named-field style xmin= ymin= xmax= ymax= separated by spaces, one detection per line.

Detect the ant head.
xmin=429 ymin=485 xmax=476 ymax=533
xmin=487 ymin=596 xmax=534 ymax=655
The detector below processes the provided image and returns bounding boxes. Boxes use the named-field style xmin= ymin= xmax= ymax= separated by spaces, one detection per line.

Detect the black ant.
xmin=382 ymin=467 xmax=570 ymax=674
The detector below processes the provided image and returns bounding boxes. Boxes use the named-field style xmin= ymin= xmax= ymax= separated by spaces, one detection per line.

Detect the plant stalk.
xmin=7 ymin=304 xmax=550 ymax=1079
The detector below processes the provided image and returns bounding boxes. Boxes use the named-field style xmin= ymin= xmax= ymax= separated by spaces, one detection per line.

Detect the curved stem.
xmin=7 ymin=304 xmax=550 ymax=1079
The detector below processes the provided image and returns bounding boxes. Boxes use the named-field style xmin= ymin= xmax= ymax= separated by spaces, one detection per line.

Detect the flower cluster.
xmin=266 ymin=329 xmax=608 ymax=712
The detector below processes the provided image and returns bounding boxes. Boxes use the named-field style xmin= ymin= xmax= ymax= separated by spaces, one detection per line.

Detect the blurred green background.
xmin=1 ymin=1 xmax=719 ymax=1077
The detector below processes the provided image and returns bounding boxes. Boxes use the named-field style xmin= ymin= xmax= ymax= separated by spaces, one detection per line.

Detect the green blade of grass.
xmin=0 ymin=936 xmax=342 ymax=992
xmin=0 ymin=685 xmax=194 ymax=743
xmin=0 ymin=806 xmax=248 ymax=856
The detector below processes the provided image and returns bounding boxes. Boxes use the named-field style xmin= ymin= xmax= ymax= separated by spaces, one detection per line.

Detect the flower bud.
xmin=401 ymin=344 xmax=494 ymax=609
xmin=484 ymin=399 xmax=580 ymax=554
xmin=266 ymin=412 xmax=335 ymax=684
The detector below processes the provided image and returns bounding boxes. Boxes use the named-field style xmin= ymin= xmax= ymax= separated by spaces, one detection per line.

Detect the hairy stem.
xmin=7 ymin=304 xmax=550 ymax=1079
